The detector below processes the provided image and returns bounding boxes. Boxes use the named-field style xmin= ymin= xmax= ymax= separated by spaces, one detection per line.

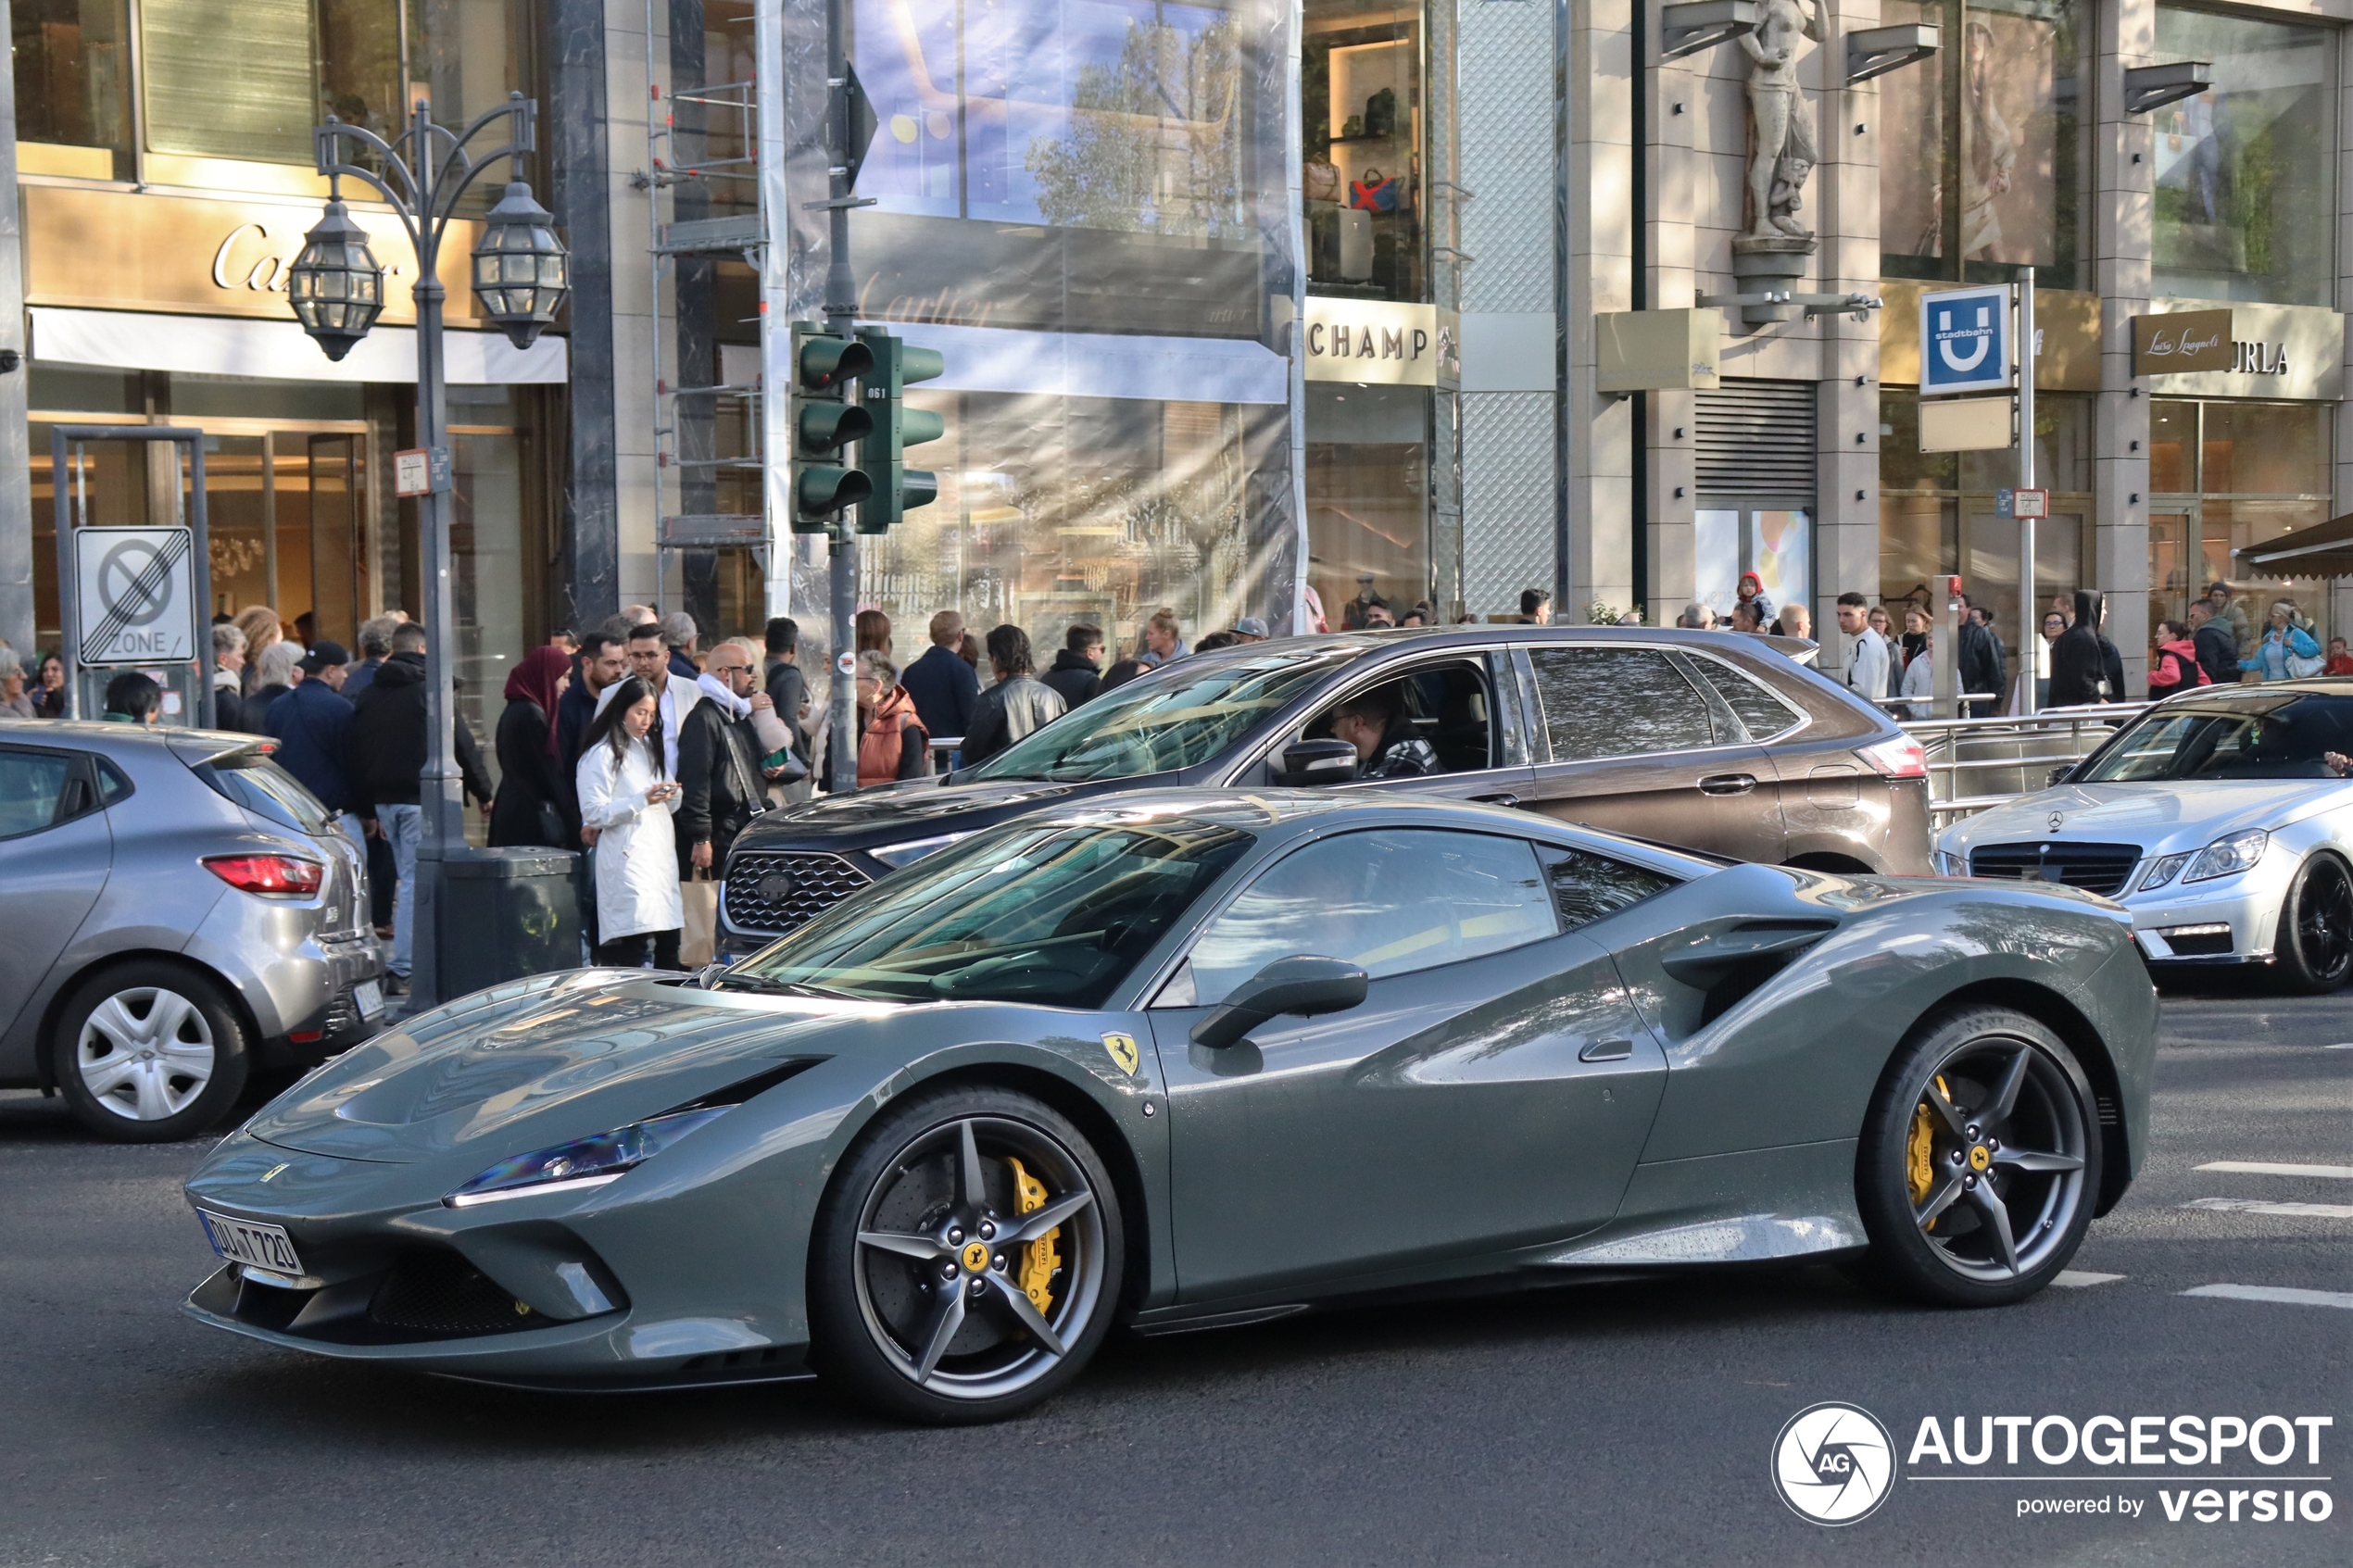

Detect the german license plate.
xmin=354 ymin=980 xmax=384 ymax=1020
xmin=198 ymin=1211 xmax=305 ymax=1277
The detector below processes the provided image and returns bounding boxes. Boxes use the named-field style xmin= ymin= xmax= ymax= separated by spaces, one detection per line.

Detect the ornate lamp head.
xmin=286 ymin=200 xmax=386 ymax=362
xmin=472 ymin=182 xmax=571 ymax=349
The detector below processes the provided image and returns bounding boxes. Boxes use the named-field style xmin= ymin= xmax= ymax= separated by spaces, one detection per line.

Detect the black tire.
xmin=2274 ymin=853 xmax=2353 ymax=995
xmin=50 ymin=960 xmax=251 ymax=1143
xmin=1854 ymin=1006 xmax=2100 ymax=1307
xmin=808 ymin=1084 xmax=1124 ymax=1424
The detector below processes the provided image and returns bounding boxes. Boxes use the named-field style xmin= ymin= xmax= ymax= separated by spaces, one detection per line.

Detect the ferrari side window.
xmin=1186 ymin=829 xmax=1556 ymax=1005
xmin=1535 ymin=845 xmax=1680 ymax=932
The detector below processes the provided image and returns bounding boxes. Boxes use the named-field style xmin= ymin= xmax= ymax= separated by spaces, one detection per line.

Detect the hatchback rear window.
xmin=195 ymin=752 xmax=336 ymax=834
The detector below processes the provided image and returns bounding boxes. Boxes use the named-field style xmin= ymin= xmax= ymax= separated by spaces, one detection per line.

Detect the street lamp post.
xmin=289 ymin=93 xmax=569 ymax=1008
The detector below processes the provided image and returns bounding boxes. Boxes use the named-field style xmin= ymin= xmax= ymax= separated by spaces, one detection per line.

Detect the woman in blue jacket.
xmin=2240 ymin=599 xmax=2324 ymax=683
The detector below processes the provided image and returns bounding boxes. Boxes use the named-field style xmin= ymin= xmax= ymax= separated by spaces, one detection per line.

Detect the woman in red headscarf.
xmin=489 ymin=644 xmax=577 ymax=847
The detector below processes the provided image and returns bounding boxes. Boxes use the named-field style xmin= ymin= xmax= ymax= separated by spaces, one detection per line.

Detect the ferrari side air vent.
xmin=1660 ymin=920 xmax=1839 ymax=1027
xmin=661 ymin=1057 xmax=826 ymax=1118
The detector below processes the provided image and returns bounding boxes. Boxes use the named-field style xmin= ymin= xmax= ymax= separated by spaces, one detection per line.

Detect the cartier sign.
xmin=2132 ymin=308 xmax=2232 ymax=374
xmin=24 ymin=184 xmax=486 ymax=329
xmin=1302 ymin=296 xmax=1457 ymax=386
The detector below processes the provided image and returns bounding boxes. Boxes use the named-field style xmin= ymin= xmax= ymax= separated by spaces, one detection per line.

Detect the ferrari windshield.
xmin=962 ymin=648 xmax=1353 ymax=784
xmin=2079 ymin=693 xmax=2353 ymax=783
xmin=720 ymin=817 xmax=1255 ymax=1007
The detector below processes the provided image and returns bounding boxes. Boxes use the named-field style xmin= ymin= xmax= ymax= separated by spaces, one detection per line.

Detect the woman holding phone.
xmin=576 ymin=674 xmax=686 ymax=969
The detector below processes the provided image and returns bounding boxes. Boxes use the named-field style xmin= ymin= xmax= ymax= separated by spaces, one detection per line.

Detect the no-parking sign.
xmin=75 ymin=526 xmax=197 ymax=666
xmin=1919 ymin=284 xmax=2013 ymax=396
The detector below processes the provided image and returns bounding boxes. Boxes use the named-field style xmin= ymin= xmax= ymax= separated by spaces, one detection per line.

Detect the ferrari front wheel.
xmin=1855 ymin=1006 xmax=2100 ymax=1308
xmin=809 ymin=1085 xmax=1123 ymax=1424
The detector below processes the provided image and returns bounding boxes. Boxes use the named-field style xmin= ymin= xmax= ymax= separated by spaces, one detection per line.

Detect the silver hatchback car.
xmin=0 ymin=721 xmax=384 ymax=1141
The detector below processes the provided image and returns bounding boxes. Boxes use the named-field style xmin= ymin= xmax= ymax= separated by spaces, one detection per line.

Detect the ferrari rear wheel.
xmin=809 ymin=1085 xmax=1122 ymax=1424
xmin=2274 ymin=853 xmax=2353 ymax=995
xmin=1855 ymin=1007 xmax=2100 ymax=1308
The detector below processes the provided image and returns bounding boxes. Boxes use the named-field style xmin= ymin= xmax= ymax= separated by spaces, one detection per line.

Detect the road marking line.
xmin=2183 ymin=1283 xmax=2353 ymax=1311
xmin=2183 ymin=1197 xmax=2353 ymax=1219
xmin=2051 ymin=1270 xmax=2124 ymax=1287
xmin=2197 ymin=1160 xmax=2353 ymax=1179
xmin=2326 ymin=1043 xmax=2353 ymax=1050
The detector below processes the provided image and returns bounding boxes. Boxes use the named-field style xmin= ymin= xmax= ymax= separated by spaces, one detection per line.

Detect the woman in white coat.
xmin=575 ymin=674 xmax=685 ymax=968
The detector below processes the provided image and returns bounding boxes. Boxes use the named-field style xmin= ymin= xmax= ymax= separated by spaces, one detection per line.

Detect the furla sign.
xmin=2135 ymin=302 xmax=2345 ymax=400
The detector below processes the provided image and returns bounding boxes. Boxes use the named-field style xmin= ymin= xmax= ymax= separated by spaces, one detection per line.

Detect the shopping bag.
xmin=680 ymin=871 xmax=720 ymax=968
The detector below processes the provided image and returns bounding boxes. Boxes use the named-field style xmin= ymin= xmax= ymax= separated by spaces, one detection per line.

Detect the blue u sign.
xmin=1919 ymin=284 xmax=2013 ymax=395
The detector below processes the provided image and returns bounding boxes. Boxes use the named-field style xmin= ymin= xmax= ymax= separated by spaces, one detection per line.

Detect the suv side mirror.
xmin=1273 ymin=737 xmax=1358 ymax=787
xmin=1190 ymin=956 xmax=1368 ymax=1049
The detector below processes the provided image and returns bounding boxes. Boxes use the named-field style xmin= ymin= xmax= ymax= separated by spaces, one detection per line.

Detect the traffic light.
xmin=787 ymin=322 xmax=874 ymax=534
xmin=854 ymin=327 xmax=946 ymax=533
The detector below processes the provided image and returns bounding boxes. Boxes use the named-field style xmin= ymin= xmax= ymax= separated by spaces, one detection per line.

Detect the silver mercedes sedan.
xmin=0 ymin=721 xmax=385 ymax=1141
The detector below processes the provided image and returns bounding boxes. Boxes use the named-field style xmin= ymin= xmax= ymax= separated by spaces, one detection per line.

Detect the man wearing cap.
xmin=266 ymin=638 xmax=362 ymax=850
xmin=2205 ymin=582 xmax=2254 ymax=656
xmin=1233 ymin=617 xmax=1270 ymax=643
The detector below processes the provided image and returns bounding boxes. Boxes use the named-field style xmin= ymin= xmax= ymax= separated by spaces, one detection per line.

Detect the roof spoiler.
xmin=1760 ymin=634 xmax=1818 ymax=666
xmin=167 ymin=732 xmax=277 ymax=768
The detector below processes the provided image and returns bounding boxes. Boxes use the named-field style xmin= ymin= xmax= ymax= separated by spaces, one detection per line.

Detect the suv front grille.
xmin=1969 ymin=841 xmax=2143 ymax=898
xmin=723 ymin=850 xmax=871 ymax=935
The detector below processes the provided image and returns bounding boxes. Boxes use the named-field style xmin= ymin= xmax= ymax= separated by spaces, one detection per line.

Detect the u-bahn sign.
xmin=75 ymin=526 xmax=197 ymax=666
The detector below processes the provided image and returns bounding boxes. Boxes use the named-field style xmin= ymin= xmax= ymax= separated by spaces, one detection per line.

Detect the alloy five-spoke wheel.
xmin=2277 ymin=853 xmax=2353 ymax=995
xmin=51 ymin=961 xmax=249 ymax=1143
xmin=811 ymin=1085 xmax=1122 ymax=1423
xmin=1856 ymin=1006 xmax=2101 ymax=1306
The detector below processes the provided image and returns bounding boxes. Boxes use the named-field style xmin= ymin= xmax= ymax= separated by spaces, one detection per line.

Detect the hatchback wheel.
xmin=51 ymin=962 xmax=249 ymax=1143
xmin=810 ymin=1085 xmax=1122 ymax=1424
xmin=1855 ymin=1006 xmax=2100 ymax=1307
xmin=2275 ymin=853 xmax=2353 ymax=995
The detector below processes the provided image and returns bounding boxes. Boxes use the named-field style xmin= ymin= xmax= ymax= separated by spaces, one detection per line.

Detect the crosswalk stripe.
xmin=2051 ymin=1270 xmax=2124 ymax=1287
xmin=2182 ymin=1198 xmax=2353 ymax=1219
xmin=2183 ymin=1283 xmax=2353 ymax=1311
xmin=2196 ymin=1160 xmax=2353 ymax=1180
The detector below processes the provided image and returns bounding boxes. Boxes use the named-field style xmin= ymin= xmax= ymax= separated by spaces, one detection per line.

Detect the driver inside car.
xmin=1327 ymin=685 xmax=1440 ymax=781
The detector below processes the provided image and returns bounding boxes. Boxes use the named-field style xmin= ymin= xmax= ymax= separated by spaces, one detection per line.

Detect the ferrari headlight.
xmin=2136 ymin=852 xmax=2194 ymax=893
xmin=868 ymin=830 xmax=975 ymax=870
xmin=446 ymin=1107 xmax=731 ymax=1208
xmin=2184 ymin=830 xmax=2268 ymax=884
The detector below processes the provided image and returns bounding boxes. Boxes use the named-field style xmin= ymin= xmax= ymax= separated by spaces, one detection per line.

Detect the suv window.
xmin=1680 ymin=654 xmax=1802 ymax=742
xmin=1529 ymin=647 xmax=1718 ymax=762
xmin=1183 ymin=829 xmax=1556 ymax=1005
xmin=0 ymin=749 xmax=74 ymax=839
xmin=1289 ymin=658 xmax=1495 ymax=780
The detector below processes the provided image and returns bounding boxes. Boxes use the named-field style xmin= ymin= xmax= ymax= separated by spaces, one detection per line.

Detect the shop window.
xmin=1303 ymin=0 xmax=1425 ymax=304
xmin=1694 ymin=509 xmax=1811 ymax=627
xmin=11 ymin=0 xmax=133 ymax=179
xmin=2145 ymin=400 xmax=2334 ymax=663
xmin=1880 ymin=0 xmax=2091 ymax=290
xmin=2152 ymin=7 xmax=2335 ymax=307
xmin=1308 ymin=383 xmax=1430 ymax=627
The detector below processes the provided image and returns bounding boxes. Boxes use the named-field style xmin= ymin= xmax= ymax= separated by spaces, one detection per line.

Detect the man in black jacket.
xmin=900 ymin=609 xmax=980 ymax=739
xmin=761 ymin=617 xmax=808 ymax=761
xmin=2048 ymin=590 xmax=2126 ymax=707
xmin=2188 ymin=600 xmax=2239 ymax=690
xmin=675 ymin=641 xmax=768 ymax=878
xmin=349 ymin=624 xmax=494 ymax=990
xmin=1956 ymin=597 xmax=2007 ymax=717
xmin=1040 ymin=624 xmax=1104 ymax=709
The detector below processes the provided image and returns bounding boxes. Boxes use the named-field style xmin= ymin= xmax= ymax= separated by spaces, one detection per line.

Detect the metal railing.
xmin=1898 ymin=703 xmax=2151 ymax=826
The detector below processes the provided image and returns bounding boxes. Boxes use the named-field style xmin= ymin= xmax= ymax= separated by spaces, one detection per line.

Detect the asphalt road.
xmin=3 ymin=976 xmax=2347 ymax=1568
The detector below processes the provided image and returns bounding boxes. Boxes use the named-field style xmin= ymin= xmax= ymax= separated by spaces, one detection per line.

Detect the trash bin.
xmin=434 ymin=846 xmax=587 ymax=997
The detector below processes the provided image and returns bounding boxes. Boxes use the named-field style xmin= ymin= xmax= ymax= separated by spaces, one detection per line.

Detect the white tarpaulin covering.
xmin=30 ymin=307 xmax=569 ymax=384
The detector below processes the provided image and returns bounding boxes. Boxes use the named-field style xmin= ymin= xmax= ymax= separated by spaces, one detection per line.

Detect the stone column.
xmin=550 ymin=0 xmax=622 ymax=625
xmin=1567 ymin=0 xmax=1639 ymax=621
xmin=0 ymin=0 xmax=32 ymax=657
xmin=2096 ymin=0 xmax=2155 ymax=695
xmin=1815 ymin=0 xmax=1882 ymax=677
xmin=1645 ymin=34 xmax=1698 ymax=623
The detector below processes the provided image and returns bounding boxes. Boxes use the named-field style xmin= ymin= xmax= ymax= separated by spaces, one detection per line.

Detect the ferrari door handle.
xmin=1697 ymin=772 xmax=1757 ymax=796
xmin=1470 ymin=791 xmax=1520 ymax=808
xmin=1579 ymin=1037 xmax=1634 ymax=1062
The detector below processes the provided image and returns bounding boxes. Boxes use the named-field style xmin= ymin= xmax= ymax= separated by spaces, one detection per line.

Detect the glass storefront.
xmin=1881 ymin=0 xmax=2090 ymax=289
xmin=1694 ymin=508 xmax=1811 ymax=621
xmin=2146 ymin=398 xmax=2334 ymax=657
xmin=1879 ymin=390 xmax=2092 ymax=667
xmin=2150 ymin=7 xmax=2336 ymax=307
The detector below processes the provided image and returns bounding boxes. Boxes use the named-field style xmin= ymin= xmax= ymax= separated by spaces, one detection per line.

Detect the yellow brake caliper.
xmin=1908 ymin=1075 xmax=1950 ymax=1229
xmin=1006 ymin=1157 xmax=1061 ymax=1313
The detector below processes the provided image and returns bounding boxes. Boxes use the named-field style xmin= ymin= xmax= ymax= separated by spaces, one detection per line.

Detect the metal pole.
xmin=410 ymin=96 xmax=464 ymax=1008
xmin=2018 ymin=267 xmax=2037 ymax=715
xmin=824 ymin=0 xmax=859 ymax=793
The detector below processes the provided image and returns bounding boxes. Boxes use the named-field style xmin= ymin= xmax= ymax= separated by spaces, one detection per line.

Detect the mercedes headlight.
xmin=446 ymin=1108 xmax=731 ymax=1208
xmin=2136 ymin=852 xmax=2194 ymax=893
xmin=1933 ymin=849 xmax=1969 ymax=876
xmin=869 ymin=830 xmax=975 ymax=870
xmin=2184 ymin=830 xmax=2268 ymax=884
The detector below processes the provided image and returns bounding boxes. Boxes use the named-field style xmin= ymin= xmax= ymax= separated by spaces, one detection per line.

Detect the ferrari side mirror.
xmin=1273 ymin=737 xmax=1358 ymax=786
xmin=1190 ymin=955 xmax=1368 ymax=1049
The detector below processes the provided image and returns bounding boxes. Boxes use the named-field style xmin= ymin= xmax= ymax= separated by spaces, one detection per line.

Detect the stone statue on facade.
xmin=1738 ymin=0 xmax=1825 ymax=242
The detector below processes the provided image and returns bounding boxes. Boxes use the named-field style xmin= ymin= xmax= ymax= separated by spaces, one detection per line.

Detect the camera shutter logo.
xmin=1771 ymin=1402 xmax=1897 ymax=1524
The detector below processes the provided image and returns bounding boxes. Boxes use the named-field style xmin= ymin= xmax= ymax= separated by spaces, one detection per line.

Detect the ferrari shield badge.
xmin=1101 ymin=1032 xmax=1140 ymax=1075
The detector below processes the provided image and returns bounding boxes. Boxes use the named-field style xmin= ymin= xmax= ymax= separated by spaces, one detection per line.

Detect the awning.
xmin=29 ymin=306 xmax=568 ymax=385
xmin=2233 ymin=511 xmax=2353 ymax=579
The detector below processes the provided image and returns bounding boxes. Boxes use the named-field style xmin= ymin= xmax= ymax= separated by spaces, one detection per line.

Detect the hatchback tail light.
xmin=1855 ymin=734 xmax=1929 ymax=780
xmin=203 ymin=854 xmax=324 ymax=897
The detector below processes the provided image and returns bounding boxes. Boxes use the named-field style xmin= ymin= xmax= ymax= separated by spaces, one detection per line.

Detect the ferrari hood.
xmin=241 ymin=970 xmax=889 ymax=1165
xmin=1943 ymin=780 xmax=2348 ymax=858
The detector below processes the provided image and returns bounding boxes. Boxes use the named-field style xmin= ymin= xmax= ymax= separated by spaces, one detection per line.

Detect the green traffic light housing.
xmin=855 ymin=327 xmax=948 ymax=533
xmin=788 ymin=322 xmax=876 ymax=534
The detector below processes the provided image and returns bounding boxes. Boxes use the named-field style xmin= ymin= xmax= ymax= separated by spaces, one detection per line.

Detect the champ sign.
xmin=1919 ymin=284 xmax=2013 ymax=396
xmin=75 ymin=526 xmax=197 ymax=666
